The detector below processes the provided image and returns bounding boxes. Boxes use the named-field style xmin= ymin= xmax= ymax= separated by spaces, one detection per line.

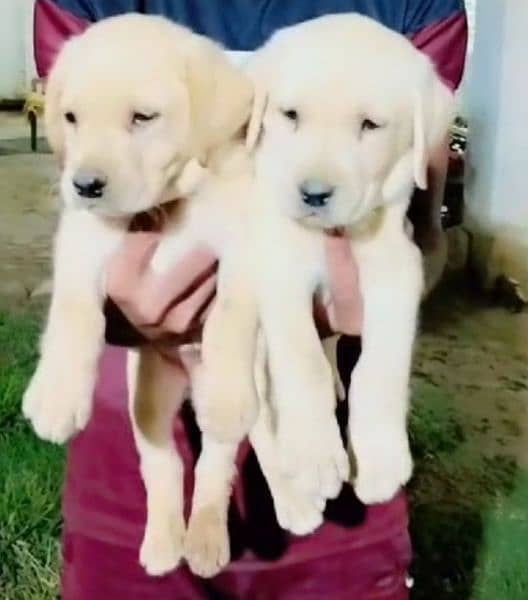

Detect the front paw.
xmin=351 ymin=428 xmax=412 ymax=505
xmin=140 ymin=515 xmax=185 ymax=577
xmin=278 ymin=414 xmax=349 ymax=503
xmin=184 ymin=506 xmax=230 ymax=578
xmin=271 ymin=476 xmax=324 ymax=536
xmin=194 ymin=366 xmax=257 ymax=443
xmin=22 ymin=362 xmax=93 ymax=443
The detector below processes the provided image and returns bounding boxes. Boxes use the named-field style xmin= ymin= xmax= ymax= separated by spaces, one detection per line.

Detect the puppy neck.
xmin=337 ymin=207 xmax=385 ymax=241
xmin=204 ymin=137 xmax=252 ymax=178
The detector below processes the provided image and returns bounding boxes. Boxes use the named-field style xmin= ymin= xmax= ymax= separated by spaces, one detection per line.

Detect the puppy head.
xmin=45 ymin=14 xmax=253 ymax=217
xmin=247 ymin=14 xmax=453 ymax=230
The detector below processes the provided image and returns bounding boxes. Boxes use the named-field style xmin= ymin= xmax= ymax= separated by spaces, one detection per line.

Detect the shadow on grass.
xmin=408 ymin=381 xmax=524 ymax=599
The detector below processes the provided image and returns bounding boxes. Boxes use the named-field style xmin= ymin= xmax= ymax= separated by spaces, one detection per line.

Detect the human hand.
xmin=106 ymin=231 xmax=217 ymax=358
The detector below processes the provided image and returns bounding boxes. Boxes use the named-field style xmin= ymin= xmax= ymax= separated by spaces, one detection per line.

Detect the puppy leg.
xmin=127 ymin=348 xmax=186 ymax=577
xmin=250 ymin=335 xmax=324 ymax=536
xmin=350 ymin=213 xmax=422 ymax=504
xmin=23 ymin=210 xmax=122 ymax=442
xmin=184 ymin=434 xmax=237 ymax=578
xmin=259 ymin=282 xmax=348 ymax=505
xmin=195 ymin=262 xmax=258 ymax=443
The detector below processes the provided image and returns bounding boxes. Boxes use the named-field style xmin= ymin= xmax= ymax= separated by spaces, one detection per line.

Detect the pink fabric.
xmin=34 ymin=0 xmax=89 ymax=78
xmin=61 ymin=347 xmax=411 ymax=599
xmin=410 ymin=12 xmax=468 ymax=91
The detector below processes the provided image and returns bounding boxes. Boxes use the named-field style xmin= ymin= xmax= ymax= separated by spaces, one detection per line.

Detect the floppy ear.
xmin=245 ymin=84 xmax=268 ymax=151
xmin=44 ymin=39 xmax=76 ymax=163
xmin=244 ymin=37 xmax=284 ymax=152
xmin=185 ymin=37 xmax=254 ymax=159
xmin=413 ymin=65 xmax=454 ymax=189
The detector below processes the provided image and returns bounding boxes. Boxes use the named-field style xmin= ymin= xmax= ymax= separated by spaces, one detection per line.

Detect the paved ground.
xmin=0 ymin=113 xmax=57 ymax=300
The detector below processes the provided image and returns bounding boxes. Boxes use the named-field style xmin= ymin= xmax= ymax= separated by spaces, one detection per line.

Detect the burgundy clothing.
xmin=62 ymin=346 xmax=411 ymax=600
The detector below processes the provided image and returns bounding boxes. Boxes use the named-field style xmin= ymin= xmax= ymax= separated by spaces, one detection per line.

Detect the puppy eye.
xmin=132 ymin=112 xmax=159 ymax=126
xmin=361 ymin=118 xmax=381 ymax=132
xmin=281 ymin=108 xmax=299 ymax=124
xmin=64 ymin=112 xmax=77 ymax=124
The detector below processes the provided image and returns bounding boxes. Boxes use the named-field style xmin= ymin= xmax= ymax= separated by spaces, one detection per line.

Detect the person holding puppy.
xmin=34 ymin=0 xmax=467 ymax=598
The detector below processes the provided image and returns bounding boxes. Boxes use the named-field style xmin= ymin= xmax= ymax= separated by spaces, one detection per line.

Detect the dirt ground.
xmin=418 ymin=280 xmax=528 ymax=464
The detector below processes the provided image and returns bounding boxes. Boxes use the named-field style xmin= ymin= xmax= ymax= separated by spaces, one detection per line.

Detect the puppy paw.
xmin=22 ymin=363 xmax=93 ymax=443
xmin=271 ymin=478 xmax=324 ymax=536
xmin=140 ymin=517 xmax=184 ymax=577
xmin=278 ymin=414 xmax=349 ymax=502
xmin=352 ymin=429 xmax=412 ymax=504
xmin=184 ymin=506 xmax=230 ymax=578
xmin=195 ymin=366 xmax=257 ymax=443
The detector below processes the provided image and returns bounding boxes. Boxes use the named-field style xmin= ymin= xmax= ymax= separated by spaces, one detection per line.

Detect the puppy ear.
xmin=244 ymin=38 xmax=282 ymax=151
xmin=186 ymin=37 xmax=254 ymax=158
xmin=413 ymin=65 xmax=454 ymax=189
xmin=245 ymin=84 xmax=267 ymax=151
xmin=44 ymin=39 xmax=76 ymax=164
xmin=175 ymin=158 xmax=208 ymax=196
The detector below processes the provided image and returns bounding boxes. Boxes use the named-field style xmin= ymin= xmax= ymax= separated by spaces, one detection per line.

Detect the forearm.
xmin=407 ymin=135 xmax=449 ymax=252
xmin=428 ymin=136 xmax=450 ymax=229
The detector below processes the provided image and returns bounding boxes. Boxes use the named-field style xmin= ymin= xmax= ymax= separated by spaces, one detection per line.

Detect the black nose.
xmin=299 ymin=180 xmax=334 ymax=208
xmin=73 ymin=170 xmax=107 ymax=199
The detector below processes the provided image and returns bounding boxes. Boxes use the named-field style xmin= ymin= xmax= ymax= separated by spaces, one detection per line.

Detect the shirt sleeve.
xmin=404 ymin=0 xmax=468 ymax=91
xmin=34 ymin=0 xmax=91 ymax=78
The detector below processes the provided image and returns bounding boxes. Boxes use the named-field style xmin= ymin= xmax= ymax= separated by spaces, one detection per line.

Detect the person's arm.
xmin=409 ymin=1 xmax=468 ymax=195
xmin=403 ymin=0 xmax=468 ymax=288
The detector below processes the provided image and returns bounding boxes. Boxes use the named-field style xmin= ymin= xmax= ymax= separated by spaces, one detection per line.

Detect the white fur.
xmin=22 ymin=15 xmax=257 ymax=578
xmin=242 ymin=14 xmax=453 ymax=506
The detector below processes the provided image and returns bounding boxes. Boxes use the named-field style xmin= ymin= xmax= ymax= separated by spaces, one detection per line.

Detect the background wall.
xmin=465 ymin=0 xmax=528 ymax=289
xmin=0 ymin=0 xmax=37 ymax=99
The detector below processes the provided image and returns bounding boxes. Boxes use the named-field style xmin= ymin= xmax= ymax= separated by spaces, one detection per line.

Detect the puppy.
xmin=240 ymin=14 xmax=454 ymax=508
xmin=22 ymin=14 xmax=259 ymax=577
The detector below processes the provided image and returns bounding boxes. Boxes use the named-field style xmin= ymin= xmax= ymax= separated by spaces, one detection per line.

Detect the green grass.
xmin=0 ymin=309 xmax=64 ymax=600
xmin=0 ymin=308 xmax=527 ymax=599
xmin=409 ymin=380 xmax=528 ymax=599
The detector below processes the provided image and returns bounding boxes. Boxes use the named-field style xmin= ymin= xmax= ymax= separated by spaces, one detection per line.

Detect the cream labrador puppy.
xmin=238 ymin=14 xmax=454 ymax=506
xmin=21 ymin=14 xmax=260 ymax=577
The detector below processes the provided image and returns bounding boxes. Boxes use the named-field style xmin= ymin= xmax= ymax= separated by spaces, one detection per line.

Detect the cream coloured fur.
xmin=22 ymin=14 xmax=259 ymax=578
xmin=239 ymin=14 xmax=454 ymax=508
